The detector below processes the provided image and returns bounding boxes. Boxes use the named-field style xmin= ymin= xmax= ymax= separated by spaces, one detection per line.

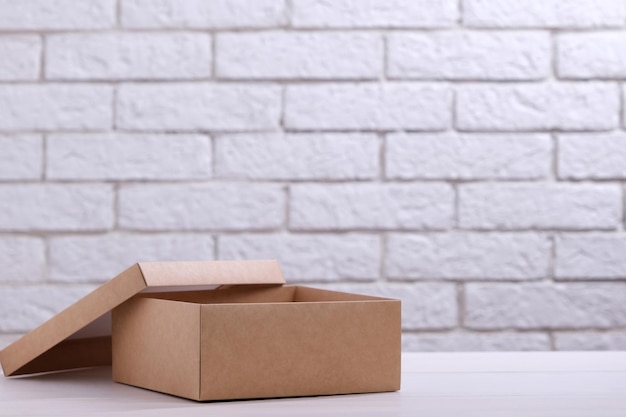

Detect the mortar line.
xmin=548 ymin=233 xmax=556 ymax=283
xmin=210 ymin=32 xmax=217 ymax=79
xmin=379 ymin=232 xmax=387 ymax=283
xmin=382 ymin=31 xmax=389 ymax=82
xmin=457 ymin=283 xmax=465 ymax=329
xmin=41 ymin=134 xmax=48 ymax=181
xmin=285 ymin=0 xmax=294 ymax=28
xmin=284 ymin=184 xmax=291 ymax=232
xmin=213 ymin=235 xmax=219 ymax=260
xmin=112 ymin=182 xmax=120 ymax=230
xmin=379 ymin=132 xmax=386 ymax=181
xmin=39 ymin=33 xmax=46 ymax=80
xmin=115 ymin=0 xmax=122 ymax=27
xmin=548 ymin=331 xmax=557 ymax=350
xmin=111 ymin=84 xmax=118 ymax=130
xmin=550 ymin=132 xmax=558 ymax=181
xmin=617 ymin=82 xmax=626 ymax=130
xmin=209 ymin=133 xmax=216 ymax=178
xmin=550 ymin=29 xmax=558 ymax=80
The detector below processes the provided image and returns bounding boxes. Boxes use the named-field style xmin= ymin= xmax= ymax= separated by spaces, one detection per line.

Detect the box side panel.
xmin=294 ymin=286 xmax=396 ymax=302
xmin=140 ymin=285 xmax=295 ymax=304
xmin=200 ymin=300 xmax=401 ymax=401
xmin=112 ymin=298 xmax=200 ymax=400
xmin=139 ymin=260 xmax=285 ymax=287
xmin=1 ymin=264 xmax=146 ymax=376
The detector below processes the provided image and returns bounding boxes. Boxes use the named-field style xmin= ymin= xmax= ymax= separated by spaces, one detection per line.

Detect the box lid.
xmin=0 ymin=260 xmax=285 ymax=377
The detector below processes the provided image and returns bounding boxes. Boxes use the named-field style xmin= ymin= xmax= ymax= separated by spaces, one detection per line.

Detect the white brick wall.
xmin=386 ymin=233 xmax=550 ymax=280
xmin=116 ymin=83 xmax=280 ymax=131
xmin=285 ymin=83 xmax=451 ymax=130
xmin=0 ymin=237 xmax=45 ymax=283
xmin=292 ymin=0 xmax=457 ymax=28
xmin=463 ymin=0 xmax=626 ymax=28
xmin=0 ymin=36 xmax=40 ymax=81
xmin=559 ymin=32 xmax=626 ymax=79
xmin=121 ymin=0 xmax=287 ymax=29
xmin=219 ymin=233 xmax=380 ymax=282
xmin=0 ymin=135 xmax=42 ymax=180
xmin=46 ymin=33 xmax=212 ymax=80
xmin=0 ymin=84 xmax=112 ymax=130
xmin=459 ymin=184 xmax=621 ymax=230
xmin=216 ymin=32 xmax=382 ymax=80
xmin=456 ymin=83 xmax=619 ymax=131
xmin=49 ymin=234 xmax=214 ymax=282
xmin=555 ymin=235 xmax=626 ymax=279
xmin=465 ymin=283 xmax=626 ymax=329
xmin=386 ymin=133 xmax=551 ymax=180
xmin=290 ymin=184 xmax=454 ymax=230
xmin=0 ymin=0 xmax=116 ymax=30
xmin=47 ymin=134 xmax=212 ymax=180
xmin=215 ymin=133 xmax=378 ymax=180
xmin=118 ymin=184 xmax=284 ymax=231
xmin=1 ymin=0 xmax=625 ymax=352
xmin=558 ymin=133 xmax=626 ymax=179
xmin=0 ymin=184 xmax=114 ymax=231
xmin=387 ymin=32 xmax=550 ymax=80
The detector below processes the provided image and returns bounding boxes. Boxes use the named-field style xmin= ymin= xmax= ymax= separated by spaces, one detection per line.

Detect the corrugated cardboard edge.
xmin=0 ymin=260 xmax=285 ymax=377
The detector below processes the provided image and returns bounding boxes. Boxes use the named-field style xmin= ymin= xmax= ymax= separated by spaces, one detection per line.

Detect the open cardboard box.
xmin=0 ymin=260 xmax=401 ymax=401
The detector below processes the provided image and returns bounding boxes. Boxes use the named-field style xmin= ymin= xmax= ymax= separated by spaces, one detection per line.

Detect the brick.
xmin=49 ymin=234 xmax=214 ymax=282
xmin=388 ymin=32 xmax=549 ymax=80
xmin=0 ymin=0 xmax=115 ymax=30
xmin=0 ymin=84 xmax=112 ymax=131
xmin=403 ymin=332 xmax=550 ymax=352
xmin=0 ymin=237 xmax=45 ymax=283
xmin=292 ymin=0 xmax=457 ymax=28
xmin=47 ymin=134 xmax=211 ymax=181
xmin=0 ymin=285 xmax=96 ymax=333
xmin=559 ymin=33 xmax=626 ymax=79
xmin=456 ymin=83 xmax=619 ymax=131
xmin=219 ymin=233 xmax=380 ymax=282
xmin=463 ymin=0 xmax=626 ymax=28
xmin=556 ymin=235 xmax=626 ymax=280
xmin=215 ymin=133 xmax=378 ymax=180
xmin=217 ymin=32 xmax=381 ymax=80
xmin=318 ymin=283 xmax=457 ymax=330
xmin=0 ymin=135 xmax=42 ymax=180
xmin=119 ymin=184 xmax=284 ymax=231
xmin=121 ymin=0 xmax=286 ymax=28
xmin=387 ymin=233 xmax=550 ymax=280
xmin=386 ymin=133 xmax=551 ymax=180
xmin=554 ymin=331 xmax=626 ymax=350
xmin=558 ymin=133 xmax=626 ymax=179
xmin=459 ymin=184 xmax=621 ymax=230
xmin=116 ymin=83 xmax=280 ymax=131
xmin=0 ymin=184 xmax=113 ymax=231
xmin=46 ymin=33 xmax=211 ymax=80
xmin=291 ymin=183 xmax=453 ymax=231
xmin=0 ymin=36 xmax=40 ymax=80
xmin=285 ymin=83 xmax=451 ymax=130
xmin=465 ymin=283 xmax=626 ymax=329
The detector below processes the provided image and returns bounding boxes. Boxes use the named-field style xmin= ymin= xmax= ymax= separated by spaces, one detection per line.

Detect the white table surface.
xmin=2 ymin=351 xmax=626 ymax=416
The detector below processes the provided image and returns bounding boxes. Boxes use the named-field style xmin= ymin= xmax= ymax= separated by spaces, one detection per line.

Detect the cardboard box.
xmin=0 ymin=260 xmax=401 ymax=401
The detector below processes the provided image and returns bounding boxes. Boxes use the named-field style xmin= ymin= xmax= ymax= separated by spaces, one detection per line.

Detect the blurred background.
xmin=1 ymin=0 xmax=626 ymax=351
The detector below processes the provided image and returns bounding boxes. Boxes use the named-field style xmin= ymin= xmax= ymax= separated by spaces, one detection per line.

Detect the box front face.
xmin=199 ymin=294 xmax=401 ymax=400
xmin=112 ymin=297 xmax=201 ymax=400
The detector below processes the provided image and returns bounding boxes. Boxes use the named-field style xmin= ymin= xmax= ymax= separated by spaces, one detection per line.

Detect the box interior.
xmin=136 ymin=285 xmax=387 ymax=305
